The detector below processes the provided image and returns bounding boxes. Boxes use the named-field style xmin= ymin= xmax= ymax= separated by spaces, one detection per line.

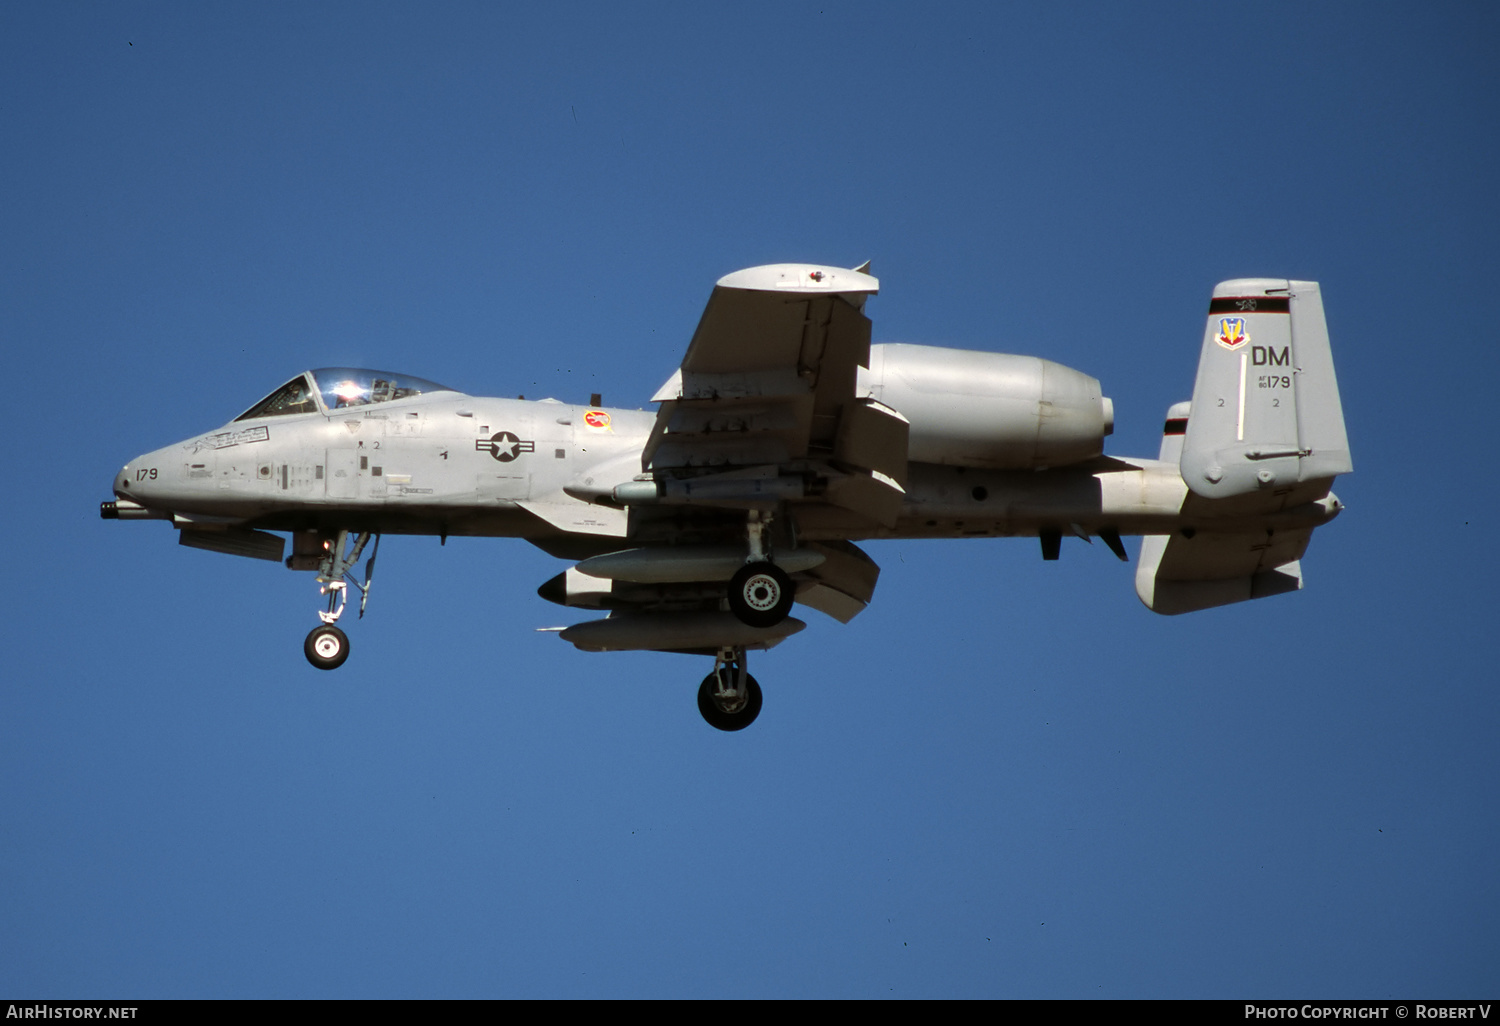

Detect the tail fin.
xmin=1135 ymin=281 xmax=1350 ymax=615
xmin=1179 ymin=280 xmax=1352 ymax=499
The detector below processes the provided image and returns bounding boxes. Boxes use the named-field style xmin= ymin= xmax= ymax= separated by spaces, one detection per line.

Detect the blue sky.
xmin=3 ymin=1 xmax=1497 ymax=998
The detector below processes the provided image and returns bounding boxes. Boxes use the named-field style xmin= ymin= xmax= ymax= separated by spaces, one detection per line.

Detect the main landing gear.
xmin=727 ymin=562 xmax=794 ymax=628
xmin=697 ymin=647 xmax=762 ymax=731
xmin=303 ymin=530 xmax=380 ymax=670
xmin=725 ymin=511 xmax=795 ymax=629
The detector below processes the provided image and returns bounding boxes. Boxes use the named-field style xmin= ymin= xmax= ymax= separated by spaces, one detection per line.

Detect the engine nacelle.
xmin=858 ymin=344 xmax=1113 ymax=470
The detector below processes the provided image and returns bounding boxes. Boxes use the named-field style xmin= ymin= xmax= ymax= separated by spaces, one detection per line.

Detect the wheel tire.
xmin=727 ymin=562 xmax=795 ymax=628
xmin=304 ymin=624 xmax=350 ymax=670
xmin=697 ymin=671 xmax=763 ymax=732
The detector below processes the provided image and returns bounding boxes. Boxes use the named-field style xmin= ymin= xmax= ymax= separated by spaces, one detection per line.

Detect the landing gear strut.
xmin=697 ymin=647 xmax=762 ymax=731
xmin=726 ymin=510 xmax=795 ymax=628
xmin=303 ymin=530 xmax=379 ymax=670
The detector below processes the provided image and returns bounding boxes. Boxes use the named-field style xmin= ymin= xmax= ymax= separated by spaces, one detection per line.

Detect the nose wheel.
xmin=305 ymin=624 xmax=350 ymax=670
xmin=697 ymin=648 xmax=762 ymax=731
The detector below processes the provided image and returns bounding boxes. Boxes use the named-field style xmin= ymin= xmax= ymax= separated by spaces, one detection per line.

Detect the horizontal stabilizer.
xmin=1135 ymin=528 xmax=1310 ymax=615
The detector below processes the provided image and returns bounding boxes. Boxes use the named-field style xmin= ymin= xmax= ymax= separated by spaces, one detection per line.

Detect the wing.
xmin=640 ymin=263 xmax=909 ymax=529
xmin=539 ymin=264 xmax=903 ymax=653
xmin=544 ymin=263 xmax=903 ymax=638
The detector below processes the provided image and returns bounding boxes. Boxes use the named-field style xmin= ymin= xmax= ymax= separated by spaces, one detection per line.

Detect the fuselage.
xmin=112 ymin=373 xmax=1340 ymax=551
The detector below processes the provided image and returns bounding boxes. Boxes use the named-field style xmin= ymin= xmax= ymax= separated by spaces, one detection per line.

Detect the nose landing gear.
xmin=305 ymin=624 xmax=350 ymax=670
xmin=697 ymin=647 xmax=762 ymax=731
xmin=302 ymin=530 xmax=379 ymax=670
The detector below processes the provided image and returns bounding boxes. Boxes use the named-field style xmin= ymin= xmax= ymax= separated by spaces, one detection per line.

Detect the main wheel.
xmin=697 ymin=671 xmax=763 ymax=731
xmin=727 ymin=561 xmax=795 ymax=628
xmin=304 ymin=624 xmax=350 ymax=670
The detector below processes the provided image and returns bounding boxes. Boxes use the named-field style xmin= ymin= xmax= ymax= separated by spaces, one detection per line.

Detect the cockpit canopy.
xmin=235 ymin=368 xmax=461 ymax=421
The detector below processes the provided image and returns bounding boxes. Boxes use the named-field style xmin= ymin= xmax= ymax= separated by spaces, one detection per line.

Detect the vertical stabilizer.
xmin=1179 ymin=280 xmax=1351 ymax=499
xmin=1158 ymin=400 xmax=1191 ymax=462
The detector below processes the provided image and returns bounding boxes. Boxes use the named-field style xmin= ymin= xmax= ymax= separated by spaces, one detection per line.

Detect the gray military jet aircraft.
xmin=102 ymin=263 xmax=1351 ymax=730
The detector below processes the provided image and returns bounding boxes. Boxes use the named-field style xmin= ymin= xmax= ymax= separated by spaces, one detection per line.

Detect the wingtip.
xmin=715 ymin=263 xmax=878 ymax=294
xmin=852 ymin=259 xmax=872 ymax=274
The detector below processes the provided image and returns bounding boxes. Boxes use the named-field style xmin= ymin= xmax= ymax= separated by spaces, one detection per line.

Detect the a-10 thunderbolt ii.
xmin=102 ymin=263 xmax=1351 ymax=730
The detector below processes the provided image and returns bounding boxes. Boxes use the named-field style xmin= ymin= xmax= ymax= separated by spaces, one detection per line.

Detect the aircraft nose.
xmin=108 ymin=447 xmax=176 ymax=509
xmin=113 ymin=455 xmax=151 ymax=499
xmin=112 ymin=460 xmax=136 ymax=498
xmin=101 ymin=455 xmax=172 ymax=520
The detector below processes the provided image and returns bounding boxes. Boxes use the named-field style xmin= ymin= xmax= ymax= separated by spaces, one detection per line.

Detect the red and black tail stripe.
xmin=1208 ymin=296 xmax=1289 ymax=314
